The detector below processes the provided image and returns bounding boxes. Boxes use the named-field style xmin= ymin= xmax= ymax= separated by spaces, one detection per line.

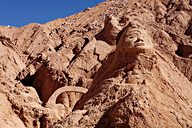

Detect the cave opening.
xmin=20 ymin=73 xmax=36 ymax=87
xmin=15 ymin=69 xmax=42 ymax=102
xmin=175 ymin=44 xmax=192 ymax=59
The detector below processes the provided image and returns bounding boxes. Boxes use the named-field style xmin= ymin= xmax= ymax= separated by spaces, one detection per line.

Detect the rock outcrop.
xmin=1 ymin=0 xmax=192 ymax=127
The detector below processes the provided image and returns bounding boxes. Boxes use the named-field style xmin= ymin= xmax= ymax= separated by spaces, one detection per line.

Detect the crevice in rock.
xmin=75 ymin=77 xmax=83 ymax=87
xmin=67 ymin=37 xmax=90 ymax=68
xmin=190 ymin=0 xmax=192 ymax=6
xmin=95 ymin=108 xmax=111 ymax=128
xmin=82 ymin=37 xmax=89 ymax=48
xmin=93 ymin=47 xmax=102 ymax=63
xmin=175 ymin=44 xmax=192 ymax=58
xmin=185 ymin=23 xmax=192 ymax=36
xmin=72 ymin=37 xmax=89 ymax=55
xmin=173 ymin=54 xmax=192 ymax=82
xmin=39 ymin=114 xmax=46 ymax=128
xmin=116 ymin=25 xmax=129 ymax=44
xmin=54 ymin=43 xmax=64 ymax=52
xmin=95 ymin=29 xmax=104 ymax=41
xmin=72 ymin=45 xmax=81 ymax=54
xmin=69 ymin=30 xmax=76 ymax=35
xmin=0 ymin=36 xmax=19 ymax=54
xmin=30 ymin=26 xmax=40 ymax=38
xmin=20 ymin=73 xmax=36 ymax=87
xmin=54 ymin=35 xmax=65 ymax=52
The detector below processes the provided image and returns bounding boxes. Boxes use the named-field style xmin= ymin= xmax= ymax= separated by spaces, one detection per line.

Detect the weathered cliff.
xmin=0 ymin=0 xmax=192 ymax=127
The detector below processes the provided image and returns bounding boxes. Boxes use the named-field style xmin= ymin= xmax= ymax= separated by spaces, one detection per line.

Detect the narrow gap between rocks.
xmin=185 ymin=23 xmax=192 ymax=36
xmin=20 ymin=73 xmax=36 ymax=87
xmin=68 ymin=37 xmax=90 ymax=67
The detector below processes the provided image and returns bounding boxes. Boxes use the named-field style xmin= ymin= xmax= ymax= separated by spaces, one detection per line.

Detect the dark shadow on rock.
xmin=175 ymin=44 xmax=192 ymax=58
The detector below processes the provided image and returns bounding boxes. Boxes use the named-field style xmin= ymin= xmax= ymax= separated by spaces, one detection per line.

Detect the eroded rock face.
xmin=101 ymin=15 xmax=122 ymax=45
xmin=0 ymin=36 xmax=25 ymax=79
xmin=1 ymin=0 xmax=192 ymax=127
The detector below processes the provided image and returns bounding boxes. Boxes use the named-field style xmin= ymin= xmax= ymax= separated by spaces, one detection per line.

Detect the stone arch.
xmin=45 ymin=86 xmax=88 ymax=107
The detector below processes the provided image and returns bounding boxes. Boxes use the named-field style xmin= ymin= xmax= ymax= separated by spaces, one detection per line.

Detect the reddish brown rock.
xmin=0 ymin=0 xmax=192 ymax=128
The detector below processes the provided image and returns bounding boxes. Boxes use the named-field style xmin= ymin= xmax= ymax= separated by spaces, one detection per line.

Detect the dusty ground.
xmin=0 ymin=0 xmax=192 ymax=127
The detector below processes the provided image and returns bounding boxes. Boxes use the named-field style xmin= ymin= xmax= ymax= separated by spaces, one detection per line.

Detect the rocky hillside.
xmin=1 ymin=0 xmax=192 ymax=127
